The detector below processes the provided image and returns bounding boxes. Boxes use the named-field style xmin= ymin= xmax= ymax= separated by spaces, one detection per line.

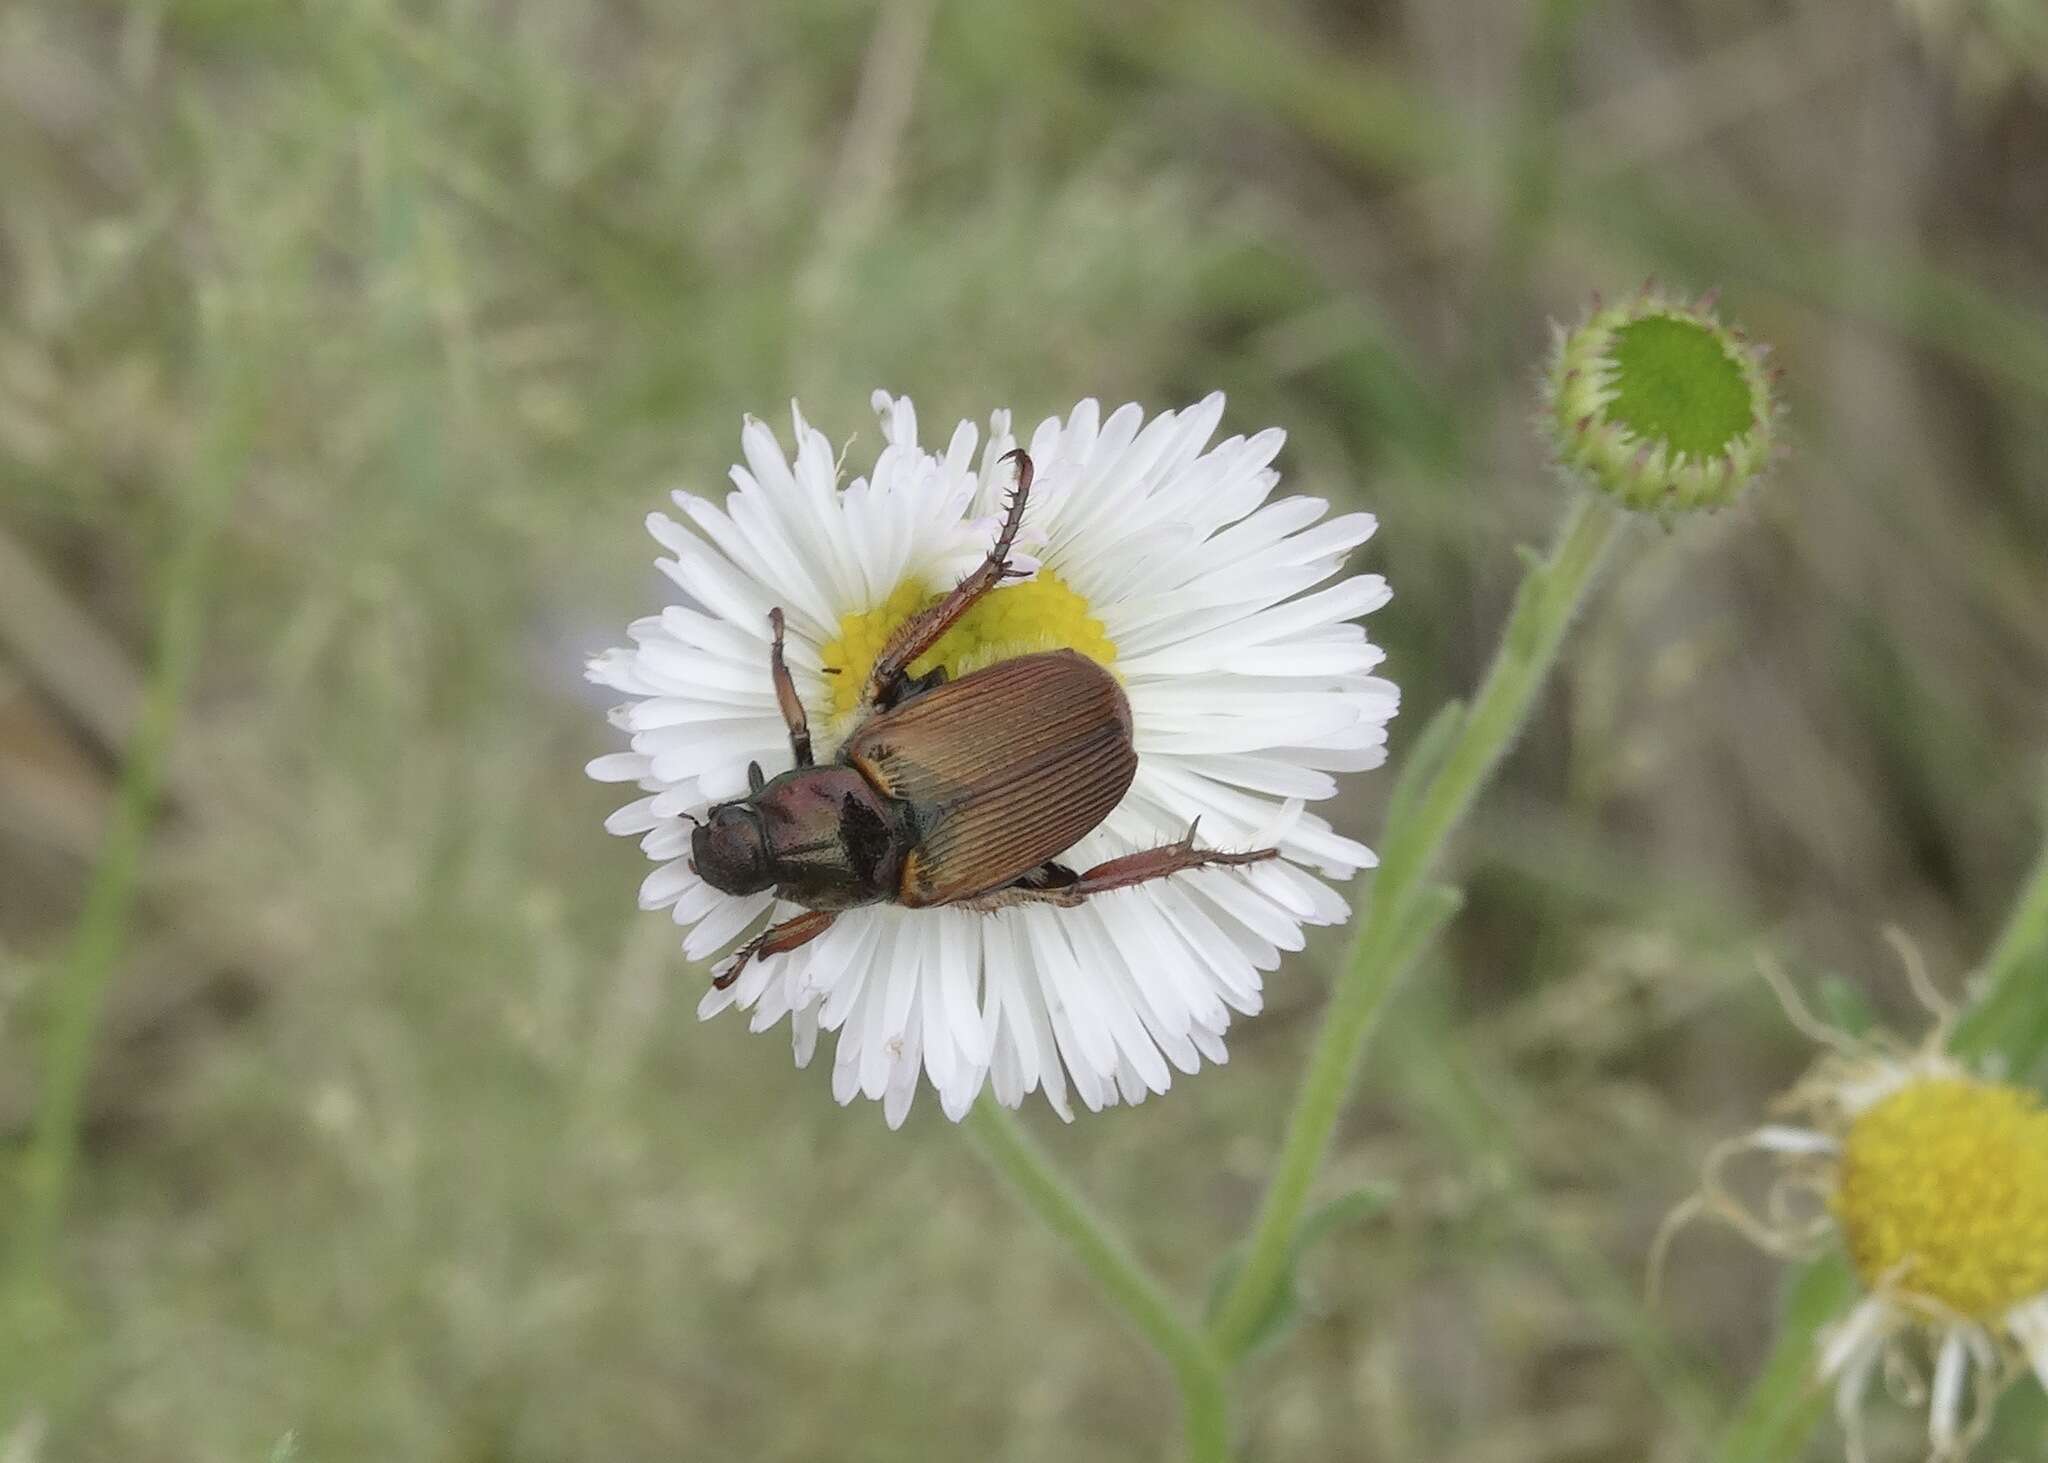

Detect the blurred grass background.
xmin=3 ymin=0 xmax=2047 ymax=1458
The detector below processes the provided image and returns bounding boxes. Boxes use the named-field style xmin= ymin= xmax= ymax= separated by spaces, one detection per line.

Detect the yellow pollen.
xmin=1833 ymin=1077 xmax=2048 ymax=1319
xmin=817 ymin=571 xmax=1117 ymax=720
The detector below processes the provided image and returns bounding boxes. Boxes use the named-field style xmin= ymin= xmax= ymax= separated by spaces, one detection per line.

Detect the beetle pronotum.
xmin=691 ymin=449 xmax=1279 ymax=989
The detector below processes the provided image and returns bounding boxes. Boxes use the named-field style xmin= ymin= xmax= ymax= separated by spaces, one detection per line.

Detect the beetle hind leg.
xmin=1060 ymin=826 xmax=1279 ymax=899
xmin=957 ymin=833 xmax=1278 ymax=914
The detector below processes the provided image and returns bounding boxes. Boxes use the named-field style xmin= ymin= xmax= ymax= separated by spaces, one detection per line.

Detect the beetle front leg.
xmin=712 ymin=907 xmax=837 ymax=990
xmin=767 ymin=607 xmax=813 ymax=768
xmin=859 ymin=448 xmax=1035 ymax=711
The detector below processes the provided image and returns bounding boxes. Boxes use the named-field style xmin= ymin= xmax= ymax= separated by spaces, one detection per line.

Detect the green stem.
xmin=1208 ymin=494 xmax=1622 ymax=1361
xmin=964 ymin=1100 xmax=1231 ymax=1463
xmin=1710 ymin=1257 xmax=1857 ymax=1463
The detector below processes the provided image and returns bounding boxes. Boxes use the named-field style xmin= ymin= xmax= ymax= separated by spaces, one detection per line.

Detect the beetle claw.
xmin=711 ymin=955 xmax=747 ymax=990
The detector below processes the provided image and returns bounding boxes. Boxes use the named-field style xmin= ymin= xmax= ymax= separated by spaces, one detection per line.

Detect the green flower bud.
xmin=1543 ymin=285 xmax=1783 ymax=513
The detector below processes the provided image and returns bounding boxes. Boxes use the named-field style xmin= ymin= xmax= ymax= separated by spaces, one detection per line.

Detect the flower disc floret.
xmin=818 ymin=571 xmax=1115 ymax=727
xmin=1835 ymin=1077 xmax=2048 ymax=1320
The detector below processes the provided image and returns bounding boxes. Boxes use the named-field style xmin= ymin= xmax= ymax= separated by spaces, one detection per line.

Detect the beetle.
xmin=692 ymin=448 xmax=1278 ymax=989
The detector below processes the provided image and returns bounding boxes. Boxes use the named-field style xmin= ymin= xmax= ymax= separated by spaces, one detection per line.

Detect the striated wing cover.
xmin=842 ymin=651 xmax=1136 ymax=907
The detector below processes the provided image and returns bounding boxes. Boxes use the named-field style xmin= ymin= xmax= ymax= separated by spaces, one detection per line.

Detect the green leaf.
xmin=1294 ymin=1183 xmax=1398 ymax=1253
xmin=1383 ymin=883 xmax=1465 ymax=981
xmin=1381 ymin=699 xmax=1466 ymax=848
xmin=1983 ymin=1366 xmax=2048 ymax=1454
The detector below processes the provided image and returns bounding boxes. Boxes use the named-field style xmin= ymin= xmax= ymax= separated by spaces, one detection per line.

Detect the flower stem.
xmin=1708 ymin=1256 xmax=1856 ymax=1463
xmin=964 ymin=1100 xmax=1231 ymax=1463
xmin=1207 ymin=493 xmax=1622 ymax=1362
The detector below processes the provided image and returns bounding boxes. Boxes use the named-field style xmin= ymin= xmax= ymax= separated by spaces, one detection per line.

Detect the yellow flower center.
xmin=817 ymin=571 xmax=1117 ymax=721
xmin=1833 ymin=1077 xmax=2048 ymax=1318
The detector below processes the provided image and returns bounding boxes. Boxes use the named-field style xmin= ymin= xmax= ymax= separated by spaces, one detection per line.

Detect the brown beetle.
xmin=693 ymin=449 xmax=1278 ymax=988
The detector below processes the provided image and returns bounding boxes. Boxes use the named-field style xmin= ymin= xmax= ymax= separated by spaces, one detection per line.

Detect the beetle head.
xmin=693 ymin=802 xmax=775 ymax=895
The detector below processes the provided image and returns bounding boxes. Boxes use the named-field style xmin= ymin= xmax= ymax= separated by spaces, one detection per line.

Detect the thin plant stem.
xmin=1709 ymin=1257 xmax=1856 ymax=1463
xmin=964 ymin=1100 xmax=1231 ymax=1463
xmin=1396 ymin=1031 xmax=1723 ymax=1445
xmin=7 ymin=296 xmax=256 ymax=1328
xmin=1208 ymin=493 xmax=1622 ymax=1361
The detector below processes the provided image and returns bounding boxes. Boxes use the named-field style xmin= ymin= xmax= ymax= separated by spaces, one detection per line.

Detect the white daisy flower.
xmin=1657 ymin=948 xmax=2048 ymax=1462
xmin=586 ymin=391 xmax=1396 ymax=1127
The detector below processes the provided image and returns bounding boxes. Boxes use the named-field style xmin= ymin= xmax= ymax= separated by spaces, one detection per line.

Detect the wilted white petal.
xmin=1928 ymin=1328 xmax=1969 ymax=1454
xmin=2009 ymin=1295 xmax=2048 ymax=1391
xmin=1752 ymin=1124 xmax=1840 ymax=1155
xmin=1819 ymin=1296 xmax=1897 ymax=1383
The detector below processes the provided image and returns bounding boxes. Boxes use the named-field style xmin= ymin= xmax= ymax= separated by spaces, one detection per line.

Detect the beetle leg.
xmin=875 ymin=663 xmax=948 ymax=712
xmin=767 ymin=607 xmax=814 ymax=768
xmin=1068 ymin=821 xmax=1280 ymax=892
xmin=1060 ymin=837 xmax=1279 ymax=897
xmin=955 ymin=835 xmax=1279 ymax=913
xmin=859 ymin=449 xmax=1034 ymax=711
xmin=1017 ymin=861 xmax=1079 ymax=890
xmin=954 ymin=862 xmax=1082 ymax=912
xmin=712 ymin=908 xmax=837 ymax=990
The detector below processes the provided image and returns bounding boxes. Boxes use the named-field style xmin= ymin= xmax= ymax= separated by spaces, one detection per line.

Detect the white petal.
xmin=791 ymin=1001 xmax=821 ymax=1068
xmin=585 ymin=752 xmax=653 ymax=783
xmin=604 ymin=796 xmax=665 ymax=835
xmin=682 ymin=892 xmax=771 ymax=961
xmin=637 ymin=860 xmax=696 ymax=911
